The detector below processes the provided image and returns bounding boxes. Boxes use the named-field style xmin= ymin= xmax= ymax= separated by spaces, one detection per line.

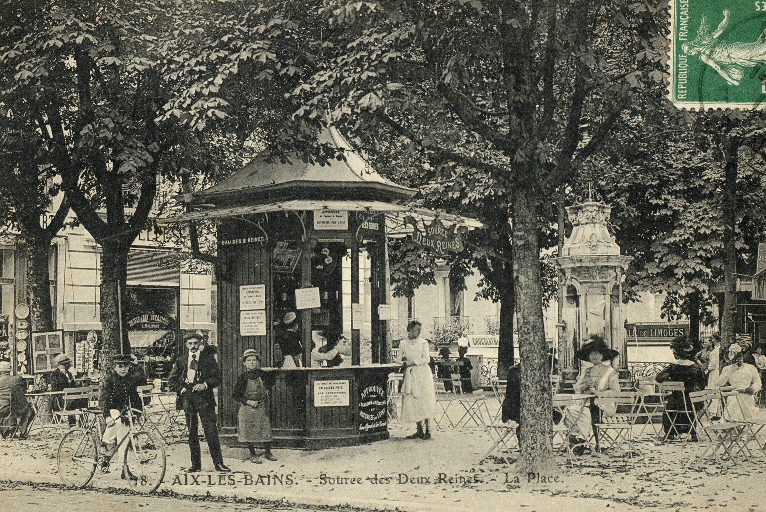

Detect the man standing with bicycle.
xmin=169 ymin=332 xmax=230 ymax=473
xmin=99 ymin=353 xmax=142 ymax=480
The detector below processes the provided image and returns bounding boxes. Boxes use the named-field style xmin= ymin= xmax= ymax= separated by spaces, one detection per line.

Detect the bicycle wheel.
xmin=57 ymin=428 xmax=98 ymax=488
xmin=124 ymin=426 xmax=166 ymax=493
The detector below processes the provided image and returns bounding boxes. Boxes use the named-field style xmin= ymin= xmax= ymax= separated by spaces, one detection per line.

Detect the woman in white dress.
xmin=399 ymin=320 xmax=437 ymax=439
xmin=718 ymin=342 xmax=766 ymax=443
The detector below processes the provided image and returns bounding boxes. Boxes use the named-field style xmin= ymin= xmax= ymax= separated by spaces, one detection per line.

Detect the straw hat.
xmin=0 ymin=360 xmax=11 ymax=373
xmin=53 ymin=353 xmax=71 ymax=366
xmin=283 ymin=311 xmax=297 ymax=324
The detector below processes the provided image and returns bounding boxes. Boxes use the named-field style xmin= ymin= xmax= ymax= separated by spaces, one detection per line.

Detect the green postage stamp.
xmin=670 ymin=0 xmax=766 ymax=109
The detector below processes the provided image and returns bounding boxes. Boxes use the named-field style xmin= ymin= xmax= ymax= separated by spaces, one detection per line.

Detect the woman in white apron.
xmin=399 ymin=320 xmax=437 ymax=439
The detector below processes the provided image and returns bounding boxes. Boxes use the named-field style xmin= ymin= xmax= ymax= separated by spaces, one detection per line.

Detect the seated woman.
xmin=456 ymin=346 xmax=473 ymax=393
xmin=563 ymin=335 xmax=621 ymax=454
xmin=655 ymin=335 xmax=707 ymax=440
xmin=718 ymin=340 xmax=766 ymax=443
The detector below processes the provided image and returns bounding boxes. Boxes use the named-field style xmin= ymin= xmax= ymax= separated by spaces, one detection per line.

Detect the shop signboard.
xmin=404 ymin=217 xmax=466 ymax=257
xmin=625 ymin=322 xmax=689 ymax=345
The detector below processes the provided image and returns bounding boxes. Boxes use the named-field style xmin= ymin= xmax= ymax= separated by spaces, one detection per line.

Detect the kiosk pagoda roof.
xmin=194 ymin=127 xmax=415 ymax=206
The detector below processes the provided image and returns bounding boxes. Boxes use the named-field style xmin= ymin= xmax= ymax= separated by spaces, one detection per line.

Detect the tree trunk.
xmin=556 ymin=188 xmax=567 ymax=369
xmin=720 ymin=137 xmax=738 ymax=353
xmin=100 ymin=239 xmax=131 ymax=371
xmin=26 ymin=238 xmax=55 ymax=333
xmin=513 ymin=186 xmax=556 ymax=474
xmin=686 ymin=291 xmax=701 ymax=351
xmin=496 ymin=260 xmax=515 ymax=379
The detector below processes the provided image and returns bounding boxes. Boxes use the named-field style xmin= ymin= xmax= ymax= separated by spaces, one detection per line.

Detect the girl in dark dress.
xmin=655 ymin=336 xmax=707 ymax=440
xmin=232 ymin=350 xmax=277 ymax=463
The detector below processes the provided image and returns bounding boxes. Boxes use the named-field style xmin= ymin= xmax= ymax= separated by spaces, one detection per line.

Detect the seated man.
xmin=0 ymin=360 xmax=35 ymax=439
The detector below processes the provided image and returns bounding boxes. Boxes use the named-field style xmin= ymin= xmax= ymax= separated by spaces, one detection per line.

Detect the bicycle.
xmin=57 ymin=405 xmax=167 ymax=493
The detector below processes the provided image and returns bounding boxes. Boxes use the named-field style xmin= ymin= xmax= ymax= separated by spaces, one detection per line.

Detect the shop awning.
xmin=127 ymin=249 xmax=180 ymax=286
xmin=167 ymin=199 xmax=483 ymax=228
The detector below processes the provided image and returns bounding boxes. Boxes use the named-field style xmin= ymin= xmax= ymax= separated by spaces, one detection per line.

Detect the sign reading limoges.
xmin=314 ymin=210 xmax=348 ymax=230
xmin=625 ymin=323 xmax=689 ymax=342
xmin=314 ymin=379 xmax=350 ymax=407
xmin=240 ymin=310 xmax=267 ymax=337
xmin=404 ymin=217 xmax=465 ymax=257
xmin=239 ymin=284 xmax=266 ymax=310
xmin=295 ymin=287 xmax=321 ymax=310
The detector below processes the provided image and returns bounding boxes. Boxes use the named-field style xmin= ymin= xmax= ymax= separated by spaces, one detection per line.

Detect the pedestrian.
xmin=399 ymin=320 xmax=436 ymax=439
xmin=168 ymin=332 xmax=230 ymax=473
xmin=232 ymin=349 xmax=277 ymax=463
xmin=99 ymin=353 xmax=142 ymax=480
xmin=0 ymin=360 xmax=35 ymax=439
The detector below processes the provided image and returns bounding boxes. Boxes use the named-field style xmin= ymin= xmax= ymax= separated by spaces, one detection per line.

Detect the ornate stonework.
xmin=562 ymin=202 xmax=620 ymax=257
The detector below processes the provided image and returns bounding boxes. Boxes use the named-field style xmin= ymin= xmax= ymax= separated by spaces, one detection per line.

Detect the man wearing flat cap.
xmin=168 ymin=332 xmax=229 ymax=472
xmin=0 ymin=360 xmax=35 ymax=439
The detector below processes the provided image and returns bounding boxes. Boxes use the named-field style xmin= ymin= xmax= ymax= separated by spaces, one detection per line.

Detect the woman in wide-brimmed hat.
xmin=564 ymin=335 xmax=621 ymax=454
xmin=655 ymin=335 xmax=707 ymax=440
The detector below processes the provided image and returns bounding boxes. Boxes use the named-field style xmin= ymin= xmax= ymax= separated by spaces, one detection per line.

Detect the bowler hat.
xmin=242 ymin=349 xmax=260 ymax=362
xmin=575 ymin=336 xmax=619 ymax=362
xmin=53 ymin=353 xmax=71 ymax=366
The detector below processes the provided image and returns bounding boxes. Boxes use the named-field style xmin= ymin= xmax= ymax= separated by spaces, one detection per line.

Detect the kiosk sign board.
xmin=314 ymin=379 xmax=350 ymax=407
xmin=314 ymin=210 xmax=349 ymax=230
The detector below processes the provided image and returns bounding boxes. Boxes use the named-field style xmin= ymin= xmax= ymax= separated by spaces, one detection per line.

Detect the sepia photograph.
xmin=1 ymin=0 xmax=765 ymax=511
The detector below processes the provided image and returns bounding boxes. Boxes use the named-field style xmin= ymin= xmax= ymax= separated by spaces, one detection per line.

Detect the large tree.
xmin=282 ymin=0 xmax=664 ymax=472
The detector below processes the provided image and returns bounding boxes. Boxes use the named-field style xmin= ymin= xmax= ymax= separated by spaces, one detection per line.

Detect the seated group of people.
xmin=500 ymin=331 xmax=766 ymax=454
xmin=435 ymin=346 xmax=473 ymax=393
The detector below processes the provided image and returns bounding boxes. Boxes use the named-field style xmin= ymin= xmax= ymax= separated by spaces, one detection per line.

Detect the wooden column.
xmin=351 ymin=240 xmax=360 ymax=366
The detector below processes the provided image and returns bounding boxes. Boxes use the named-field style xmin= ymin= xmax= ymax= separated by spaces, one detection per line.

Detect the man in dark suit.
xmin=168 ymin=333 xmax=229 ymax=472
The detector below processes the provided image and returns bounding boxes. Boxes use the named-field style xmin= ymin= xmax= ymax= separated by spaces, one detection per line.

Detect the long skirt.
xmin=400 ymin=366 xmax=436 ymax=424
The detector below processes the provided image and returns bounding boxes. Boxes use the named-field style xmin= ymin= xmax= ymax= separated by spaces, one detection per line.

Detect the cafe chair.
xmin=481 ymin=418 xmax=518 ymax=465
xmin=549 ymin=375 xmax=561 ymax=395
xmin=719 ymin=387 xmax=765 ymax=458
xmin=386 ymin=373 xmax=403 ymax=421
xmin=658 ymin=381 xmax=692 ymax=442
xmin=634 ymin=377 xmax=664 ymax=437
xmin=52 ymin=387 xmax=92 ymax=427
xmin=489 ymin=377 xmax=506 ymax=423
xmin=552 ymin=393 xmax=591 ymax=466
xmin=686 ymin=389 xmax=747 ymax=468
xmin=0 ymin=392 xmax=19 ymax=439
xmin=594 ymin=392 xmax=642 ymax=464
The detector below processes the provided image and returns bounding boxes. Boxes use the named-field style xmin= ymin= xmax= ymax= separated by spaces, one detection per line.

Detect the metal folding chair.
xmin=386 ymin=373 xmax=403 ymax=422
xmin=481 ymin=418 xmax=518 ymax=464
xmin=52 ymin=387 xmax=92 ymax=426
xmin=0 ymin=392 xmax=19 ymax=439
xmin=489 ymin=377 xmax=506 ymax=422
xmin=686 ymin=389 xmax=747 ymax=467
xmin=634 ymin=377 xmax=664 ymax=437
xmin=455 ymin=390 xmax=490 ymax=428
xmin=658 ymin=381 xmax=693 ymax=441
xmin=719 ymin=387 xmax=765 ymax=458
xmin=594 ymin=392 xmax=641 ymax=464
xmin=552 ymin=393 xmax=592 ymax=465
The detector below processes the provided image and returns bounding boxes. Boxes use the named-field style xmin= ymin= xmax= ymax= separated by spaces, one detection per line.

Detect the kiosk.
xmin=179 ymin=128 xmax=420 ymax=447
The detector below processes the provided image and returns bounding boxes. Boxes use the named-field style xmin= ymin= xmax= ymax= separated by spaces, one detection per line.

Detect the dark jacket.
xmin=279 ymin=329 xmax=303 ymax=357
xmin=168 ymin=345 xmax=221 ymax=411
xmin=49 ymin=368 xmax=76 ymax=392
xmin=232 ymin=369 xmax=276 ymax=406
xmin=99 ymin=371 xmax=142 ymax=419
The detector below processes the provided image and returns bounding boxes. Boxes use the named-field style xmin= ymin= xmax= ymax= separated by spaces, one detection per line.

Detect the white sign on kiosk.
xmin=314 ymin=379 xmax=350 ymax=407
xmin=240 ymin=310 xmax=267 ymax=336
xmin=295 ymin=287 xmax=321 ymax=310
xmin=314 ymin=210 xmax=348 ymax=230
xmin=239 ymin=284 xmax=265 ymax=310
